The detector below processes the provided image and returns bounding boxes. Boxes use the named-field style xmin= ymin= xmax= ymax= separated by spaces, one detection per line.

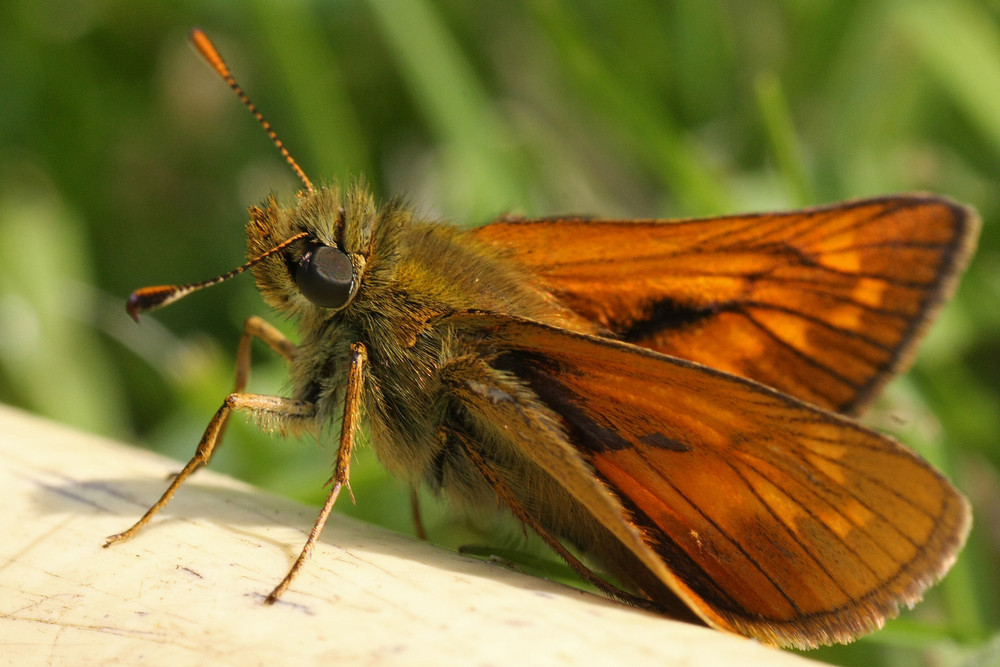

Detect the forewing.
xmin=472 ymin=195 xmax=978 ymax=413
xmin=452 ymin=313 xmax=970 ymax=648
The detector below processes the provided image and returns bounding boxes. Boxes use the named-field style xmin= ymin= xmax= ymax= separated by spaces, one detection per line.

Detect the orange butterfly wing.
xmin=472 ymin=195 xmax=978 ymax=413
xmin=457 ymin=314 xmax=970 ymax=648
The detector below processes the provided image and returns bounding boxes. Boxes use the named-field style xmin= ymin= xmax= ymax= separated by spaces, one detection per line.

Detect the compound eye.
xmin=294 ymin=244 xmax=355 ymax=309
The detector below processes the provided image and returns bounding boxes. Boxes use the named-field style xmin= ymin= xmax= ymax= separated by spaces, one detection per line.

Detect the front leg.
xmin=204 ymin=316 xmax=298 ymax=456
xmin=265 ymin=341 xmax=368 ymax=602
xmin=105 ymin=393 xmax=315 ymax=546
xmin=235 ymin=315 xmax=296 ymax=391
xmin=105 ymin=316 xmax=309 ymax=546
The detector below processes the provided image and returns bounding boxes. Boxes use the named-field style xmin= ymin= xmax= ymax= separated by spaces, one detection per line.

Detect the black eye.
xmin=294 ymin=244 xmax=355 ymax=309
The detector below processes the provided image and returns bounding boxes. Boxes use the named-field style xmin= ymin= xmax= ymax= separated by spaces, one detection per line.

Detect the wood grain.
xmin=0 ymin=404 xmax=819 ymax=665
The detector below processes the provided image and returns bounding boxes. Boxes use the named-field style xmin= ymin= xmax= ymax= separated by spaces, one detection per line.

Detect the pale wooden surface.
xmin=0 ymin=404 xmax=819 ymax=666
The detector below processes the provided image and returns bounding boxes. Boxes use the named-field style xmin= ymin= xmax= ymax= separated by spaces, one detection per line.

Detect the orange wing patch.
xmin=472 ymin=315 xmax=970 ymax=647
xmin=473 ymin=196 xmax=978 ymax=413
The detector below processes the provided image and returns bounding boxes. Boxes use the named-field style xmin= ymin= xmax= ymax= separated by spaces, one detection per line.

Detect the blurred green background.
xmin=2 ymin=2 xmax=998 ymax=664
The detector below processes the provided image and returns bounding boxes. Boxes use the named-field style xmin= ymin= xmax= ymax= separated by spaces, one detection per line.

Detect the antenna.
xmin=126 ymin=232 xmax=309 ymax=321
xmin=189 ymin=28 xmax=314 ymax=193
xmin=126 ymin=31 xmax=317 ymax=321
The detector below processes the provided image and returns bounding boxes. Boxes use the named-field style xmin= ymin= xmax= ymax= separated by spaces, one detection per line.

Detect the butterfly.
xmin=107 ymin=29 xmax=976 ymax=649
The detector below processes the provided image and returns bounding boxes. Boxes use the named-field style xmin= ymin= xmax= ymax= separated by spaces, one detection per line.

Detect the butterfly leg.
xmin=104 ymin=316 xmax=311 ymax=547
xmin=104 ymin=393 xmax=315 ymax=547
xmin=265 ymin=341 xmax=368 ymax=603
xmin=200 ymin=316 xmax=297 ymax=470
xmin=234 ymin=316 xmax=296 ymax=388
xmin=410 ymin=487 xmax=428 ymax=540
